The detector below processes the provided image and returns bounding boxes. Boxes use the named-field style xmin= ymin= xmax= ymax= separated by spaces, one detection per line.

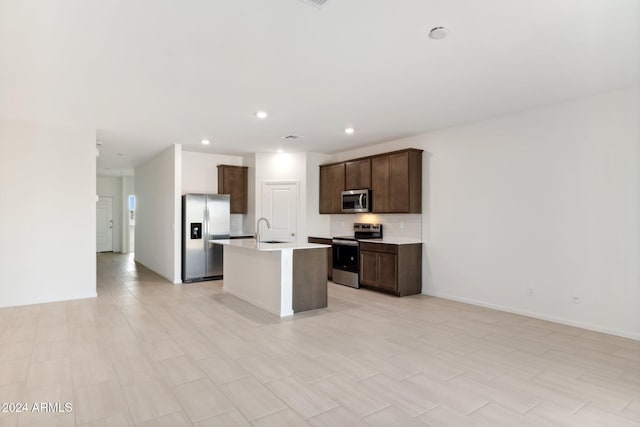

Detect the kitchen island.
xmin=209 ymin=239 xmax=330 ymax=317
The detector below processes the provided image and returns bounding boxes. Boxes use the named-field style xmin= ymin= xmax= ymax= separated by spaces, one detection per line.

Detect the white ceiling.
xmin=1 ymin=0 xmax=638 ymax=176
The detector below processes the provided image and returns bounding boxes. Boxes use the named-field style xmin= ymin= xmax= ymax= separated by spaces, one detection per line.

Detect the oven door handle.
xmin=332 ymin=239 xmax=359 ymax=247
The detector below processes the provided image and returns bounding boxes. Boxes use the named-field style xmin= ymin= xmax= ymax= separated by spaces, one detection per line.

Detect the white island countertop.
xmin=209 ymin=239 xmax=330 ymax=251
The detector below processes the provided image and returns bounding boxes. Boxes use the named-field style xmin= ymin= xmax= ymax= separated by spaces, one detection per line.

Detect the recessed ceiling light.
xmin=344 ymin=127 xmax=355 ymax=135
xmin=277 ymin=148 xmax=284 ymax=153
xmin=201 ymin=139 xmax=210 ymax=145
xmin=256 ymin=111 xmax=268 ymax=119
xmin=429 ymin=27 xmax=448 ymax=40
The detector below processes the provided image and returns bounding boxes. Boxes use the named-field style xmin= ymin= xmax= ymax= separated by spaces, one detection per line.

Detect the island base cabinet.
xmin=359 ymin=242 xmax=422 ymax=296
xmin=307 ymin=237 xmax=333 ymax=280
xmin=293 ymin=248 xmax=328 ymax=312
xmin=218 ymin=242 xmax=329 ymax=317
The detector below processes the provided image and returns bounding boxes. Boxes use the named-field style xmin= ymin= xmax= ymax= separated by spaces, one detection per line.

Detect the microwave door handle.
xmin=359 ymin=193 xmax=364 ymax=208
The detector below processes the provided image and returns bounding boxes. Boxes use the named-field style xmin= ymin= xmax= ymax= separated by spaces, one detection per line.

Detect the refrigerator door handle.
xmin=203 ymin=206 xmax=208 ymax=251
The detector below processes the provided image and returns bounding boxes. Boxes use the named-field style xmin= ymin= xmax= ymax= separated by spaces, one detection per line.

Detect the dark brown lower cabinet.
xmin=359 ymin=242 xmax=422 ymax=296
xmin=292 ymin=248 xmax=328 ymax=313
xmin=307 ymin=237 xmax=333 ymax=280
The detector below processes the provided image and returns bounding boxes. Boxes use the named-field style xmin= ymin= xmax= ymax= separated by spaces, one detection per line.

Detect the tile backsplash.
xmin=230 ymin=214 xmax=245 ymax=236
xmin=330 ymin=213 xmax=422 ymax=240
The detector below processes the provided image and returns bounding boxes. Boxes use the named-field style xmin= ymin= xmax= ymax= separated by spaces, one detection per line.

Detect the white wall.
xmin=242 ymin=153 xmax=256 ymax=236
xmin=335 ymin=87 xmax=640 ymax=339
xmin=0 ymin=118 xmax=96 ymax=308
xmin=181 ymin=150 xmax=244 ymax=193
xmin=254 ymin=152 xmax=309 ymax=243
xmin=135 ymin=145 xmax=182 ymax=283
xmin=306 ymin=152 xmax=332 ymax=238
xmin=253 ymin=151 xmax=332 ymax=242
xmin=96 ymin=176 xmax=123 ymax=252
xmin=180 ymin=150 xmax=328 ymax=243
xmin=181 ymin=150 xmax=246 ymax=235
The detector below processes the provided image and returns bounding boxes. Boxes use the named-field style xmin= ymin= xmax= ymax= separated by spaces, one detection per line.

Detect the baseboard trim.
xmin=0 ymin=292 xmax=98 ymax=309
xmin=422 ymin=290 xmax=639 ymax=341
xmin=133 ymin=258 xmax=176 ymax=284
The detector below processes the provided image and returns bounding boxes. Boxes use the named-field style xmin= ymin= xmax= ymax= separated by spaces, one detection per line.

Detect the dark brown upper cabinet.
xmin=319 ymin=148 xmax=422 ymax=214
xmin=217 ymin=165 xmax=248 ymax=214
xmin=345 ymin=158 xmax=371 ymax=190
xmin=319 ymin=163 xmax=345 ymax=214
xmin=371 ymin=149 xmax=422 ymax=213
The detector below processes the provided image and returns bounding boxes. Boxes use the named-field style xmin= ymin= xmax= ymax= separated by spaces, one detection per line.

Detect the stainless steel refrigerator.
xmin=182 ymin=194 xmax=230 ymax=282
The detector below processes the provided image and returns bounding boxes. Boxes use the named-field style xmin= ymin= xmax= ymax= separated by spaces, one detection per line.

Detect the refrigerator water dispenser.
xmin=191 ymin=223 xmax=202 ymax=239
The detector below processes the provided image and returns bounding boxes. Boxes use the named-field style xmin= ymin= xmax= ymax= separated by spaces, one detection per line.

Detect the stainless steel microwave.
xmin=341 ymin=189 xmax=371 ymax=213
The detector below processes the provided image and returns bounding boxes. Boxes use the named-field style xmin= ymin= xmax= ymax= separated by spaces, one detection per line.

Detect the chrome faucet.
xmin=256 ymin=217 xmax=271 ymax=243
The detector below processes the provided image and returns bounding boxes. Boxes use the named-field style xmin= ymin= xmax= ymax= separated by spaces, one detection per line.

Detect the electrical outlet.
xmin=572 ymin=296 xmax=581 ymax=304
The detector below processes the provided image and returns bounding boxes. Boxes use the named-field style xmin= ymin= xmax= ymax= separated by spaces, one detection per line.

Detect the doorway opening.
xmin=128 ymin=194 xmax=136 ymax=253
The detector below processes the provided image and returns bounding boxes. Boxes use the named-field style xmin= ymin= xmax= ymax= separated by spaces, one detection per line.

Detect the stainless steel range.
xmin=332 ymin=223 xmax=382 ymax=288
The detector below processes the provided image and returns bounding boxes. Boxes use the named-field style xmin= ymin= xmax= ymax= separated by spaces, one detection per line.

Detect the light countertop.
xmin=309 ymin=236 xmax=422 ymax=244
xmin=210 ymin=239 xmax=330 ymax=251
xmin=358 ymin=238 xmax=423 ymax=245
xmin=307 ymin=236 xmax=332 ymax=241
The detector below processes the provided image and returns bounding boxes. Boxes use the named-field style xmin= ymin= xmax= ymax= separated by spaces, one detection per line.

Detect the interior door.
xmin=96 ymin=197 xmax=113 ymax=252
xmin=262 ymin=182 xmax=298 ymax=242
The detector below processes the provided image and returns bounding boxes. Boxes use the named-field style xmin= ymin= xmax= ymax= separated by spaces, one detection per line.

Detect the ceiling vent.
xmin=299 ymin=0 xmax=329 ymax=9
xmin=282 ymin=135 xmax=302 ymax=141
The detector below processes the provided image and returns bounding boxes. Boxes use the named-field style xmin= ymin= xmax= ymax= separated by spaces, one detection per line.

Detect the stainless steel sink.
xmin=260 ymin=240 xmax=287 ymax=244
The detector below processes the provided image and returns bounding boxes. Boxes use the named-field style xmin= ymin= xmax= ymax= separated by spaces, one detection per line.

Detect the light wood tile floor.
xmin=0 ymin=253 xmax=638 ymax=426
